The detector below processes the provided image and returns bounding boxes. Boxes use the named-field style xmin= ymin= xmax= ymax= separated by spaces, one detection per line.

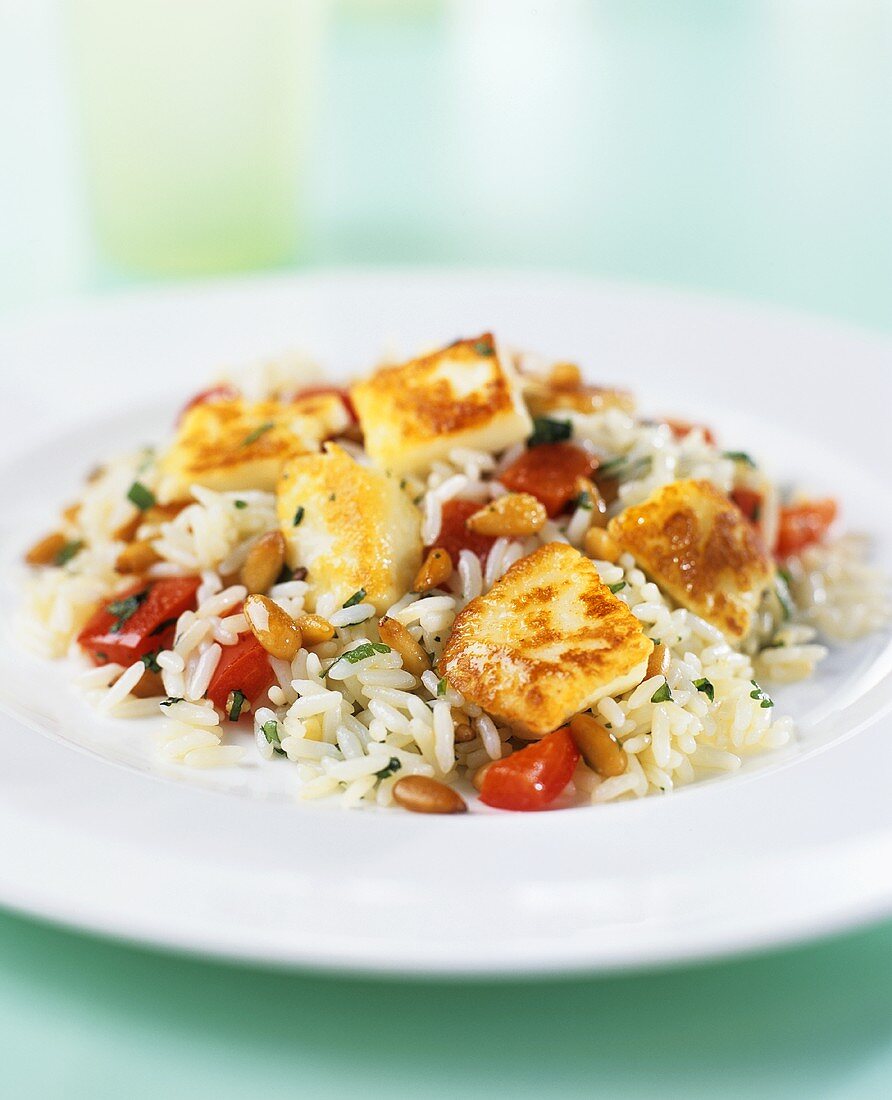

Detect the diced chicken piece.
xmin=157 ymin=394 xmax=349 ymax=500
xmin=607 ymin=478 xmax=775 ymax=642
xmin=438 ymin=542 xmax=653 ymax=737
xmin=350 ymin=334 xmax=532 ymax=475
xmin=276 ymin=443 xmax=422 ymax=614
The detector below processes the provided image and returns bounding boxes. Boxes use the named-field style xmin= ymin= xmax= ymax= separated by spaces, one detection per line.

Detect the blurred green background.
xmin=1 ymin=0 xmax=891 ymax=1096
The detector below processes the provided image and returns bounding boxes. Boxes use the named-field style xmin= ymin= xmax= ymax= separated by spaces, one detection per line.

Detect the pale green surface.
xmin=1 ymin=2 xmax=891 ymax=1096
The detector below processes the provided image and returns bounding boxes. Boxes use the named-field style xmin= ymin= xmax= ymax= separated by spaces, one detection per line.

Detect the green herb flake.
xmin=693 ymin=677 xmax=715 ymax=702
xmin=336 ymin=641 xmax=392 ymax=668
xmin=160 ymin=696 xmax=184 ymax=708
xmin=292 ymin=505 xmax=305 ymax=527
xmin=574 ymin=490 xmax=593 ymax=511
xmin=723 ymin=451 xmax=757 ymax=469
xmin=597 ymin=455 xmax=652 ymax=483
xmin=528 ymin=417 xmax=572 ymax=448
xmin=106 ymin=589 xmax=148 ymax=633
xmin=750 ymin=680 xmax=774 ymax=709
xmin=233 ymin=499 xmax=248 ymax=509
xmin=126 ymin=481 xmax=156 ymax=511
xmin=608 ymin=581 xmax=626 ymax=594
xmin=261 ymin=720 xmax=282 ymax=751
xmin=343 ymin=587 xmax=367 ymax=608
xmin=141 ymin=650 xmax=162 ymax=674
xmin=54 ymin=539 xmax=84 ymax=567
xmin=436 ymin=677 xmax=447 ymax=697
xmin=473 ymin=337 xmax=495 ymax=356
xmin=227 ymin=689 xmax=248 ymax=722
xmin=374 ymin=757 xmax=402 ymax=780
xmin=775 ymin=573 xmax=794 ymax=622
xmin=240 ymin=421 xmax=275 ymax=448
xmin=651 ymin=682 xmax=673 ymax=704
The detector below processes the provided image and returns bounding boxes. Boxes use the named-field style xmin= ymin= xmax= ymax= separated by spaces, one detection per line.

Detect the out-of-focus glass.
xmin=68 ymin=0 xmax=323 ymax=276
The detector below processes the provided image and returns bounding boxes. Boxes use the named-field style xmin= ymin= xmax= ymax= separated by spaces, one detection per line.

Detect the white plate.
xmin=0 ymin=269 xmax=890 ymax=976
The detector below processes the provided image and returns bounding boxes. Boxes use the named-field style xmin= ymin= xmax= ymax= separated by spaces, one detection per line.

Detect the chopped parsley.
xmin=436 ymin=677 xmax=447 ymax=697
xmin=227 ymin=689 xmax=248 ymax=721
xmin=233 ymin=499 xmax=248 ymax=509
xmin=473 ymin=337 xmax=495 ymax=356
xmin=160 ymin=696 xmax=184 ymax=708
xmin=292 ymin=506 xmax=305 ymax=527
xmin=651 ymin=682 xmax=673 ymax=704
xmin=778 ymin=565 xmax=794 ymax=588
xmin=528 ymin=417 xmax=572 ymax=448
xmin=140 ymin=650 xmax=162 ymax=674
xmin=332 ymin=641 xmax=392 ymax=669
xmin=608 ymin=581 xmax=626 ymax=594
xmin=598 ymin=455 xmax=652 ymax=482
xmin=126 ymin=481 xmax=155 ymax=510
xmin=573 ymin=490 xmax=593 ymax=511
xmin=240 ymin=421 xmax=275 ymax=447
xmin=374 ymin=757 xmax=402 ymax=780
xmin=775 ymin=573 xmax=794 ymax=622
xmin=723 ymin=451 xmax=757 ymax=468
xmin=750 ymin=680 xmax=774 ymax=709
xmin=54 ymin=539 xmax=84 ymax=567
xmin=261 ymin=719 xmax=286 ymax=756
xmin=106 ymin=589 xmax=148 ymax=633
xmin=693 ymin=677 xmax=715 ymax=702
xmin=343 ymin=587 xmax=367 ymax=608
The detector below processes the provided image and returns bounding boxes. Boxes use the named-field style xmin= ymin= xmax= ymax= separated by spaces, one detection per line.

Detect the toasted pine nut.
xmin=24 ymin=531 xmax=67 ymax=566
xmin=114 ymin=513 xmax=142 ymax=543
xmin=240 ymin=531 xmax=286 ymax=594
xmin=244 ymin=594 xmax=302 ymax=661
xmin=115 ymin=540 xmax=161 ymax=574
xmin=144 ymin=501 xmax=189 ymax=525
xmin=466 ymin=493 xmax=547 ymax=538
xmin=378 ymin=616 xmax=430 ymax=676
xmin=393 ymin=775 xmax=467 ymax=814
xmin=131 ymin=669 xmax=165 ymax=698
xmin=576 ymin=476 xmax=608 ymax=528
xmin=295 ymin=613 xmax=335 ymax=645
xmin=61 ymin=502 xmax=81 ymax=525
xmin=454 ymin=722 xmax=475 ymax=744
xmin=646 ymin=643 xmax=670 ymax=679
xmin=584 ymin=526 xmax=620 ymax=563
xmin=472 ymin=761 xmax=495 ymax=791
xmin=414 ymin=547 xmax=453 ymax=592
xmin=549 ymin=361 xmax=581 ymax=388
xmin=569 ymin=714 xmax=626 ymax=778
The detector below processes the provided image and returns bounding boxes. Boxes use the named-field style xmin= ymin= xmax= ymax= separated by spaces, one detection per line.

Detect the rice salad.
xmin=19 ymin=335 xmax=889 ymax=814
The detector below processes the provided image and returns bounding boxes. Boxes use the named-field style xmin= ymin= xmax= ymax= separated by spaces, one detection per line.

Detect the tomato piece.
xmin=479 ymin=728 xmax=580 ymax=811
xmin=296 ymin=385 xmax=357 ymax=424
xmin=206 ymin=634 xmax=275 ymax=713
xmin=431 ymin=499 xmax=498 ymax=563
xmin=77 ymin=576 xmax=201 ymax=667
xmin=499 ymin=443 xmax=598 ymax=517
xmin=177 ymin=384 xmax=239 ymax=425
xmin=730 ymin=488 xmax=762 ymax=523
xmin=775 ymin=499 xmax=838 ymax=558
xmin=662 ymin=418 xmax=717 ymax=445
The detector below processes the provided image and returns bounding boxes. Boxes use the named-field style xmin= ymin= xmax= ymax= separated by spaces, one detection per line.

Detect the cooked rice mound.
xmin=18 ymin=341 xmax=890 ymax=810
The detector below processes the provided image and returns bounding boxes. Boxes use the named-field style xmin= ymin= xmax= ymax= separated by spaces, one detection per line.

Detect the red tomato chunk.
xmin=479 ymin=727 xmax=580 ymax=811
xmin=206 ymin=634 xmax=276 ymax=713
xmin=78 ymin=576 xmax=201 ymax=667
xmin=730 ymin=488 xmax=762 ymax=523
xmin=662 ymin=418 xmax=716 ymax=446
xmin=431 ymin=499 xmax=498 ymax=563
xmin=776 ymin=499 xmax=837 ymax=558
xmin=177 ymin=384 xmax=240 ymax=425
xmin=499 ymin=443 xmax=598 ymax=518
xmin=296 ymin=385 xmax=358 ymax=424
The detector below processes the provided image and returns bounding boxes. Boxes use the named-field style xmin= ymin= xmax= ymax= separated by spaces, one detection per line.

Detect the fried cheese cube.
xmin=277 ymin=444 xmax=422 ymax=614
xmin=438 ymin=542 xmax=653 ymax=737
xmin=607 ymin=478 xmax=775 ymax=642
xmin=349 ymin=334 xmax=532 ymax=475
xmin=157 ymin=394 xmax=349 ymax=500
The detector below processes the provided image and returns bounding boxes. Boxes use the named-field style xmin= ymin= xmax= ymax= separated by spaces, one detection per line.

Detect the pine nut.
xmin=392 ymin=775 xmax=467 ymax=814
xmin=144 ymin=501 xmax=189 ymax=525
xmin=61 ymin=502 xmax=81 ymax=525
xmin=549 ymin=361 xmax=581 ymax=388
xmin=378 ymin=616 xmax=430 ymax=676
xmin=569 ymin=714 xmax=626 ymax=777
xmin=646 ymin=643 xmax=670 ymax=679
xmin=114 ymin=513 xmax=143 ymax=543
xmin=240 ymin=531 xmax=286 ymax=594
xmin=466 ymin=493 xmax=547 ymax=537
xmin=576 ymin=476 xmax=608 ymax=528
xmin=584 ymin=526 xmax=620 ymax=563
xmin=414 ymin=547 xmax=453 ymax=592
xmin=244 ymin=594 xmax=302 ymax=661
xmin=472 ymin=761 xmax=495 ymax=790
xmin=131 ymin=669 xmax=165 ymax=698
xmin=115 ymin=540 xmax=161 ymax=574
xmin=24 ymin=531 xmax=67 ymax=566
xmin=454 ymin=722 xmax=475 ymax=743
xmin=294 ymin=613 xmax=335 ymax=645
